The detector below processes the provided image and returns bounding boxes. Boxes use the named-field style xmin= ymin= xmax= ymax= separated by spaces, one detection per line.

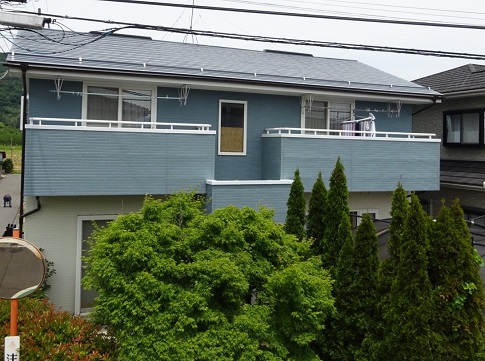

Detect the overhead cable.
xmin=98 ymin=0 xmax=485 ymax=30
xmin=12 ymin=11 xmax=485 ymax=60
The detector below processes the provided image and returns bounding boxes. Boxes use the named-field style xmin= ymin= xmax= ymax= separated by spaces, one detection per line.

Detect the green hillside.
xmin=0 ymin=53 xmax=22 ymax=145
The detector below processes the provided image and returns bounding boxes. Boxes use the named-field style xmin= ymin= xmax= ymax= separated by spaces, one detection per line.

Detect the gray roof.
xmin=7 ymin=29 xmax=439 ymax=99
xmin=414 ymin=64 xmax=485 ymax=95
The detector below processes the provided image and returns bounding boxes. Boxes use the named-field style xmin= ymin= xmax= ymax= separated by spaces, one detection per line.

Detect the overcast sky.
xmin=5 ymin=0 xmax=485 ymax=81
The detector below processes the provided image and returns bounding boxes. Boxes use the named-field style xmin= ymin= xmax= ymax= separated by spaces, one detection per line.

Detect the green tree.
xmin=285 ymin=168 xmax=306 ymax=241
xmin=381 ymin=194 xmax=438 ymax=361
xmin=321 ymin=158 xmax=350 ymax=271
xmin=84 ymin=193 xmax=334 ymax=360
xmin=428 ymin=200 xmax=485 ymax=360
xmin=307 ymin=171 xmax=327 ymax=249
xmin=351 ymin=213 xmax=380 ymax=360
xmin=320 ymin=211 xmax=354 ymax=360
xmin=0 ymin=54 xmax=22 ymax=129
xmin=361 ymin=183 xmax=409 ymax=360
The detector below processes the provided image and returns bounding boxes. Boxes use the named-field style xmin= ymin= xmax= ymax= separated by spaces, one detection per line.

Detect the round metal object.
xmin=0 ymin=237 xmax=46 ymax=299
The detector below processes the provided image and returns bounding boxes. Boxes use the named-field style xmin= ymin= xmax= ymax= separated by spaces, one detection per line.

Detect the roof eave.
xmin=6 ymin=61 xmax=440 ymax=104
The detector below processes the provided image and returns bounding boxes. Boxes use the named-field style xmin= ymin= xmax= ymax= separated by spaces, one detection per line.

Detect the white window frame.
xmin=75 ymin=215 xmax=117 ymax=315
xmin=218 ymin=99 xmax=248 ymax=156
xmin=350 ymin=209 xmax=379 ymax=228
xmin=81 ymin=83 xmax=157 ymax=124
xmin=301 ymin=98 xmax=354 ymax=129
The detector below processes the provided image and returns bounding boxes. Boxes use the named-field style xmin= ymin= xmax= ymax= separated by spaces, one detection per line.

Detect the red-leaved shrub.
xmin=0 ymin=298 xmax=114 ymax=360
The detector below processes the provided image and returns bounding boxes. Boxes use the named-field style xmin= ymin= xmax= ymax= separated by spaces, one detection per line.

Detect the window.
xmin=303 ymin=100 xmax=353 ymax=131
xmin=444 ymin=110 xmax=484 ymax=146
xmin=76 ymin=216 xmax=116 ymax=314
xmin=219 ymin=100 xmax=247 ymax=155
xmin=85 ymin=85 xmax=154 ymax=127
xmin=350 ymin=210 xmax=378 ymax=229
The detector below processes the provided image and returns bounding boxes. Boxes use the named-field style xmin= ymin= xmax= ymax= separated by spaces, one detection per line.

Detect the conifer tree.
xmin=321 ymin=158 xmax=349 ymax=270
xmin=307 ymin=171 xmax=327 ymax=251
xmin=428 ymin=200 xmax=485 ymax=360
xmin=362 ymin=183 xmax=409 ymax=360
xmin=326 ymin=213 xmax=380 ymax=361
xmin=285 ymin=168 xmax=306 ymax=240
xmin=381 ymin=194 xmax=438 ymax=361
xmin=319 ymin=211 xmax=354 ymax=360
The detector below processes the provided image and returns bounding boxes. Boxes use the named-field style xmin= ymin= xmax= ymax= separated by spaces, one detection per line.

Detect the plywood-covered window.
xmin=219 ymin=100 xmax=247 ymax=155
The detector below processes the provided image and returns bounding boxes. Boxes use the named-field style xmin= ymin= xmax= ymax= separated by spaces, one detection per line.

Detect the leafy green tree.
xmin=84 ymin=193 xmax=334 ymax=360
xmin=321 ymin=158 xmax=350 ymax=271
xmin=381 ymin=194 xmax=438 ymax=360
xmin=285 ymin=168 xmax=306 ymax=241
xmin=307 ymin=171 xmax=327 ymax=249
xmin=428 ymin=200 xmax=485 ymax=360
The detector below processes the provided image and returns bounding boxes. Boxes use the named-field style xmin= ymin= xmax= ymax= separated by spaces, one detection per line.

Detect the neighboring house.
xmin=413 ymin=64 xmax=485 ymax=228
xmin=6 ymin=29 xmax=441 ymax=313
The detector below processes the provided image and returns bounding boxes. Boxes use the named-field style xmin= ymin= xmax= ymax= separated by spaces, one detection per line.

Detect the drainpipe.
xmin=22 ymin=196 xmax=41 ymax=218
xmin=19 ymin=64 xmax=28 ymax=234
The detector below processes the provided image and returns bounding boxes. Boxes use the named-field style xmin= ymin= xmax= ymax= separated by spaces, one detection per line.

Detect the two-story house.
xmin=413 ymin=65 xmax=485 ymax=232
xmin=6 ymin=29 xmax=441 ymax=313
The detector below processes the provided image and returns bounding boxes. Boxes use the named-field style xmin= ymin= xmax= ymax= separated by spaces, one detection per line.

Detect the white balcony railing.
xmin=27 ymin=117 xmax=215 ymax=134
xmin=263 ymin=127 xmax=438 ymax=141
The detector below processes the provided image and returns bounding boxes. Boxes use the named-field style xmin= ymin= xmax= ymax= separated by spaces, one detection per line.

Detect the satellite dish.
xmin=0 ymin=237 xmax=46 ymax=299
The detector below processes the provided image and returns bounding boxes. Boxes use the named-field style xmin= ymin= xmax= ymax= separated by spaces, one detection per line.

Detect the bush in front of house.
xmin=2 ymin=158 xmax=14 ymax=173
xmin=0 ymin=297 xmax=115 ymax=360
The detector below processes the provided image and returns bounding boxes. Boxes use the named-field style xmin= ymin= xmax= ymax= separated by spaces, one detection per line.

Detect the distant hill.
xmin=0 ymin=53 xmax=22 ymax=129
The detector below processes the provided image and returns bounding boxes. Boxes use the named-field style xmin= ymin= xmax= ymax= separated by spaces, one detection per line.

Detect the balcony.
xmin=262 ymin=127 xmax=441 ymax=192
xmin=24 ymin=118 xmax=216 ymax=196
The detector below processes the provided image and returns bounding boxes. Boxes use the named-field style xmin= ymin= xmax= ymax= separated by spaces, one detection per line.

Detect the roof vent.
xmin=263 ymin=49 xmax=313 ymax=57
xmin=89 ymin=31 xmax=152 ymax=40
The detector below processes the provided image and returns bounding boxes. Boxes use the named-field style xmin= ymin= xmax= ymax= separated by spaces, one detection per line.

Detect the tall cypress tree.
xmin=285 ymin=168 xmax=306 ymax=241
xmin=381 ymin=194 xmax=438 ymax=361
xmin=428 ymin=200 xmax=485 ymax=360
xmin=319 ymin=211 xmax=355 ymax=361
xmin=351 ymin=213 xmax=380 ymax=357
xmin=307 ymin=171 xmax=327 ymax=252
xmin=363 ymin=183 xmax=409 ymax=361
xmin=321 ymin=158 xmax=349 ymax=271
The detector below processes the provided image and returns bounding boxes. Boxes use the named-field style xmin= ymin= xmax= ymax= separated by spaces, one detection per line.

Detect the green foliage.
xmin=307 ymin=171 xmax=327 ymax=250
xmin=0 ymin=53 xmax=22 ymax=129
xmin=2 ymin=158 xmax=14 ymax=173
xmin=0 ymin=298 xmax=113 ymax=360
xmin=427 ymin=200 xmax=485 ymax=360
xmin=0 ymin=125 xmax=22 ymax=145
xmin=321 ymin=158 xmax=349 ymax=271
xmin=381 ymin=194 xmax=439 ymax=360
xmin=84 ymin=192 xmax=334 ymax=360
xmin=320 ymin=211 xmax=355 ymax=360
xmin=285 ymin=168 xmax=306 ymax=241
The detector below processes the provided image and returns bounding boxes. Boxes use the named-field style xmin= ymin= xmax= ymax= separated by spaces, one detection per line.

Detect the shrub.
xmin=0 ymin=298 xmax=114 ymax=360
xmin=2 ymin=158 xmax=13 ymax=173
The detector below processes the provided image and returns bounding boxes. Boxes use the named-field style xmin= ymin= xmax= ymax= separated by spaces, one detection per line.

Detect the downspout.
xmin=22 ymin=196 xmax=41 ymax=218
xmin=19 ymin=64 xmax=28 ymax=234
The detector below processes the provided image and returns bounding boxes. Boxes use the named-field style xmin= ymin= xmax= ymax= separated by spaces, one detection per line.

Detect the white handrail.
xmin=28 ymin=117 xmax=212 ymax=131
xmin=264 ymin=127 xmax=437 ymax=140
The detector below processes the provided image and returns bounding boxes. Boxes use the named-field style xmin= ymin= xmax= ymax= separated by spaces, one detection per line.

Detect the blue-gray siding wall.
xmin=29 ymin=79 xmax=83 ymax=118
xmin=158 ymin=88 xmax=300 ymax=180
xmin=206 ymin=183 xmax=292 ymax=223
xmin=24 ymin=129 xmax=215 ymax=196
xmin=355 ymin=101 xmax=412 ymax=133
xmin=262 ymin=136 xmax=440 ymax=192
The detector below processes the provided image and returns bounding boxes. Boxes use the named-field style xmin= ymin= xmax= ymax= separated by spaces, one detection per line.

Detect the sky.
xmin=4 ymin=0 xmax=485 ymax=81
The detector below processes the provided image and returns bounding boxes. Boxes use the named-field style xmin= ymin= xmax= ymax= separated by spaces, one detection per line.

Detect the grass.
xmin=1 ymin=144 xmax=22 ymax=173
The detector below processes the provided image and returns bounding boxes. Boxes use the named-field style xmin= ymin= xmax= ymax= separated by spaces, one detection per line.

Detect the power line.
xmin=12 ymin=10 xmax=485 ymax=60
xmin=98 ymin=0 xmax=485 ymax=30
